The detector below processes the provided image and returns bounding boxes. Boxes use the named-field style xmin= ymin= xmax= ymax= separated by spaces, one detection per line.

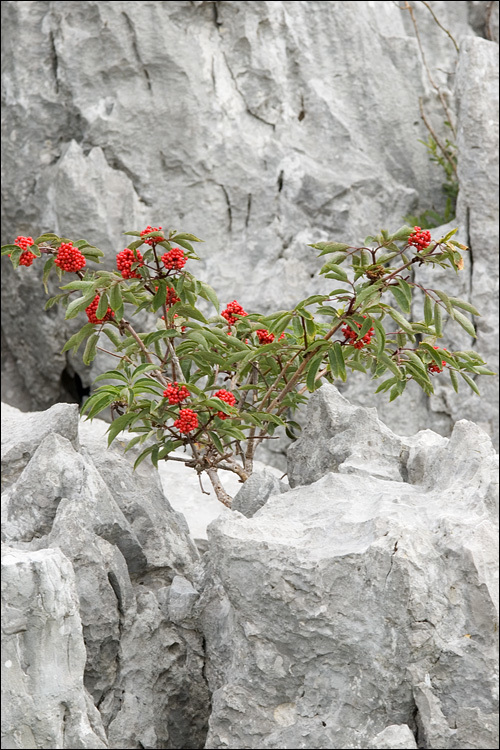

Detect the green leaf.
xmin=306 ymin=353 xmax=324 ymax=392
xmin=82 ymin=333 xmax=99 ymax=365
xmin=123 ymin=231 xmax=141 ymax=237
xmin=133 ymin=445 xmax=155 ymax=470
xmin=449 ymin=297 xmax=481 ymax=317
xmin=375 ymin=376 xmax=398 ymax=394
xmin=61 ymin=322 xmax=96 ymax=353
xmin=378 ymin=352 xmax=402 ymax=378
xmin=175 ymin=304 xmax=207 ymax=323
xmin=132 ymin=363 xmax=160 ymax=380
xmin=460 ymin=372 xmax=480 ymax=396
xmin=319 ymin=263 xmax=348 ymax=281
xmin=34 ymin=233 xmax=60 ymax=244
xmin=171 ymin=232 xmax=203 ymax=242
xmin=452 ymin=310 xmax=476 ymax=338
xmin=199 ymin=281 xmax=219 ymax=313
xmin=391 ymin=283 xmax=411 ymax=314
xmin=424 ymin=294 xmax=434 ymax=326
xmin=65 ymin=292 xmax=96 ymax=320
xmin=389 ymin=225 xmax=413 ymax=242
xmin=127 ymin=239 xmax=145 ymax=251
xmin=355 ymin=282 xmax=383 ymax=306
xmin=419 ymin=342 xmax=444 ymax=368
xmin=96 ymin=292 xmax=110 ymax=320
xmin=152 ymin=282 xmax=167 ymax=312
xmin=387 ymin=308 xmax=413 ymax=333
xmin=434 ymin=302 xmax=443 ymax=336
xmin=102 ymin=326 xmax=122 ymax=348
xmin=109 ymin=284 xmax=123 ymax=315
xmin=208 ymin=431 xmax=225 ymax=455
xmin=1 ymin=244 xmax=22 ymax=255
xmin=107 ymin=412 xmax=136 ymax=446
xmin=309 ymin=241 xmax=351 ymax=255
xmin=328 ymin=342 xmax=347 ymax=382
xmin=449 ymin=369 xmax=459 ymax=393
xmin=372 ymin=319 xmax=386 ymax=356
xmin=389 ymin=379 xmax=407 ymax=402
xmin=94 ymin=369 xmax=129 ymax=384
xmin=433 ymin=289 xmax=453 ymax=314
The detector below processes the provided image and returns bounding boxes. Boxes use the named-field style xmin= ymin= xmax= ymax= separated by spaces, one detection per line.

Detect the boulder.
xmin=202 ymin=385 xmax=499 ymax=749
xmin=1 ymin=403 xmax=211 ymax=749
xmin=1 ymin=544 xmax=108 ymax=749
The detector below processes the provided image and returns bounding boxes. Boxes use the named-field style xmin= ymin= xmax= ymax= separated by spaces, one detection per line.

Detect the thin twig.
xmin=419 ymin=1 xmax=459 ymax=53
xmin=419 ymin=98 xmax=457 ymax=176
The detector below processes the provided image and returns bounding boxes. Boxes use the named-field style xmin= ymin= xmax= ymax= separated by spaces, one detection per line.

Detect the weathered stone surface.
xmin=1 ymin=544 xmax=108 ymax=749
xmin=4 ymin=0 xmax=497 ymax=453
xmin=202 ymin=385 xmax=499 ymax=749
xmin=369 ymin=724 xmax=418 ymax=749
xmin=287 ymin=384 xmax=409 ymax=487
xmin=1 ymin=404 xmax=211 ymax=749
xmin=1 ymin=401 xmax=79 ymax=489
xmin=232 ymin=469 xmax=289 ymax=518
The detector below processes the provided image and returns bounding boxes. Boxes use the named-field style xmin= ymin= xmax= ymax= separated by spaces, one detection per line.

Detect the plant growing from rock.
xmin=2 ymin=225 xmax=493 ymax=506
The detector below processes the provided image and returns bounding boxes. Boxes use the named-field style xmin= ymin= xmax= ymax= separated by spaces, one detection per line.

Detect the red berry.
xmin=162 ymin=247 xmax=186 ymax=270
xmin=428 ymin=346 xmax=447 ymax=374
xmin=163 ymin=382 xmax=190 ymax=404
xmin=140 ymin=225 xmax=164 ymax=246
xmin=256 ymin=329 xmax=275 ymax=345
xmin=174 ymin=408 xmax=198 ymax=433
xmin=165 ymin=287 xmax=180 ymax=306
xmin=408 ymin=226 xmax=432 ymax=251
xmin=221 ymin=300 xmax=248 ymax=327
xmin=54 ymin=242 xmax=86 ymax=273
xmin=116 ymin=248 xmax=144 ymax=279
xmin=85 ymin=294 xmax=114 ymax=325
xmin=14 ymin=235 xmax=36 ymax=265
xmin=341 ymin=316 xmax=374 ymax=349
xmin=213 ymin=389 xmax=236 ymax=420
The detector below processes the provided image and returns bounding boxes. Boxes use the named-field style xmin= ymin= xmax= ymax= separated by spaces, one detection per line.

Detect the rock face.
xmin=201 ymin=385 xmax=499 ymax=749
xmin=1 ymin=545 xmax=108 ymax=750
xmin=1 ymin=402 xmax=210 ymax=749
xmin=1 ymin=1 xmax=498 ymax=449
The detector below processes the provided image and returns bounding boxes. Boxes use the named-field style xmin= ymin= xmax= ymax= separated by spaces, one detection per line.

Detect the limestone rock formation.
xmin=1 ymin=402 xmax=210 ymax=749
xmin=201 ymin=384 xmax=499 ymax=749
xmin=2 ymin=1 xmax=498 ymax=449
xmin=1 ymin=545 xmax=107 ymax=749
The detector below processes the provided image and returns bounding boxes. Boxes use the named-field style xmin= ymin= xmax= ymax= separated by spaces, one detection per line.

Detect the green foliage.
xmin=2 ymin=222 xmax=493 ymax=506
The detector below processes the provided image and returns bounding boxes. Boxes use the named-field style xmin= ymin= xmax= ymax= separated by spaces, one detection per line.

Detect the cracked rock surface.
xmin=200 ymin=385 xmax=499 ymax=749
xmin=1 ymin=402 xmax=210 ymax=749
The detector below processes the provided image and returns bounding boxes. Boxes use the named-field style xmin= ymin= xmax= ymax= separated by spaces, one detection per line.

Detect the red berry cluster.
xmin=10 ymin=236 xmax=36 ymax=266
xmin=15 ymin=235 xmax=34 ymax=252
xmin=221 ymin=300 xmax=248 ymax=326
xmin=174 ymin=408 xmax=199 ymax=433
xmin=140 ymin=225 xmax=164 ymax=246
xmin=213 ymin=389 xmax=236 ymax=419
xmin=166 ymin=286 xmax=180 ymax=306
xmin=162 ymin=248 xmax=186 ymax=270
xmin=54 ymin=242 xmax=86 ymax=273
xmin=85 ymin=294 xmax=115 ymax=325
xmin=408 ymin=226 xmax=432 ymax=251
xmin=342 ymin=316 xmax=374 ymax=350
xmin=256 ymin=329 xmax=275 ymax=345
xmin=163 ymin=382 xmax=190 ymax=404
xmin=116 ymin=248 xmax=144 ymax=279
xmin=255 ymin=329 xmax=286 ymax=345
xmin=428 ymin=346 xmax=447 ymax=374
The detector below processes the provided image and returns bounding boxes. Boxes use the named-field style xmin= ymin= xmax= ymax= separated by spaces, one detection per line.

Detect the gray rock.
xmin=232 ymin=469 xmax=289 ymax=518
xmin=287 ymin=384 xmax=409 ymax=488
xmin=1 ymin=401 xmax=79 ymax=489
xmin=1 ymin=404 xmax=211 ymax=749
xmin=1 ymin=544 xmax=108 ymax=749
xmin=202 ymin=399 xmax=498 ymax=748
xmin=369 ymin=724 xmax=417 ymax=749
